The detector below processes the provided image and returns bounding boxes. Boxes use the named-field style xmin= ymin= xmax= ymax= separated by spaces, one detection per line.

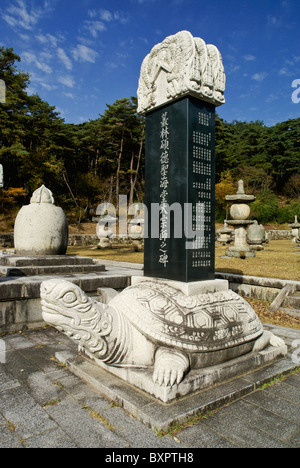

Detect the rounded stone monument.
xmin=247 ymin=220 xmax=268 ymax=251
xmin=14 ymin=185 xmax=69 ymax=256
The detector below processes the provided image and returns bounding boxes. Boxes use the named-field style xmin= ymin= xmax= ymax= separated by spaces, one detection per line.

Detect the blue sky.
xmin=0 ymin=0 xmax=299 ymax=126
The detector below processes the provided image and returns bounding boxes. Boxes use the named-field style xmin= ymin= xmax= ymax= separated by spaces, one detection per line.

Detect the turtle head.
xmin=41 ymin=279 xmax=93 ymax=328
xmin=41 ymin=279 xmax=113 ymax=359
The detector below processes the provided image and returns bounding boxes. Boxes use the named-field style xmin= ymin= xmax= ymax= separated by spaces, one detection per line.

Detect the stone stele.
xmin=40 ymin=32 xmax=286 ymax=403
xmin=14 ymin=185 xmax=68 ymax=255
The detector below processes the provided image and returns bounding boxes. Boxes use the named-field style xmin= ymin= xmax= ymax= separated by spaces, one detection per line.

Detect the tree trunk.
xmin=129 ymin=128 xmax=144 ymax=205
xmin=116 ymin=127 xmax=124 ymax=204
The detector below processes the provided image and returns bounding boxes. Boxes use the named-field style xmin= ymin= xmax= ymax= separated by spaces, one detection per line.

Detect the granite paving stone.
xmin=0 ymin=386 xmax=57 ymax=440
xmin=0 ymin=327 xmax=299 ymax=449
xmin=44 ymin=397 xmax=130 ymax=449
xmin=244 ymin=390 xmax=300 ymax=424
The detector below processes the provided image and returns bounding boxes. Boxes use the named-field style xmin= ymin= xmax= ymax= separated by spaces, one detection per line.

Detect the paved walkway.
xmin=0 ymin=326 xmax=299 ymax=449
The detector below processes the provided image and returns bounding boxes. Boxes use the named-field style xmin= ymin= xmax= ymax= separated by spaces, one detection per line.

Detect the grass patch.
xmin=68 ymin=240 xmax=299 ymax=281
xmin=215 ymin=240 xmax=299 ymax=281
xmin=83 ymin=405 xmax=115 ymax=432
xmin=156 ymin=411 xmax=213 ymax=438
xmin=258 ymin=367 xmax=300 ymax=390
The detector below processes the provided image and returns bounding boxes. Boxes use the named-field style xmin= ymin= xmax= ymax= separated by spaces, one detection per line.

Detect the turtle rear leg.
xmin=253 ymin=331 xmax=286 ymax=352
xmin=153 ymin=348 xmax=190 ymax=387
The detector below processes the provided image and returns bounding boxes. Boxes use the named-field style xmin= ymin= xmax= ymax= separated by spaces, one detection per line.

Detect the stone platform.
xmin=69 ymin=343 xmax=287 ymax=404
xmin=56 ymin=339 xmax=293 ymax=432
xmin=0 ymin=255 xmax=105 ymax=277
xmin=0 ymin=257 xmax=143 ymax=333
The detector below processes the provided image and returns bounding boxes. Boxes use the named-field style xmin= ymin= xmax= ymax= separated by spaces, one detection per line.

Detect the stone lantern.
xmin=97 ymin=214 xmax=118 ymax=249
xmin=216 ymin=221 xmax=234 ymax=245
xmin=289 ymin=215 xmax=300 ymax=243
xmin=225 ymin=180 xmax=256 ymax=258
xmin=128 ymin=203 xmax=145 ymax=252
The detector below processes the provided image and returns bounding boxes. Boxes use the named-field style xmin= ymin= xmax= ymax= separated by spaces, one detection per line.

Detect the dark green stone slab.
xmin=144 ymin=96 xmax=216 ymax=282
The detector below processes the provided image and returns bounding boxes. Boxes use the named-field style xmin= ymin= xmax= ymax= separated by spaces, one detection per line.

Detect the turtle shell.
xmin=110 ymin=281 xmax=263 ymax=352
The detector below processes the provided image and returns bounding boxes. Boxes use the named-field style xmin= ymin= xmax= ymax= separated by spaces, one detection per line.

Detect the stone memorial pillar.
xmin=138 ymin=30 xmax=225 ymax=282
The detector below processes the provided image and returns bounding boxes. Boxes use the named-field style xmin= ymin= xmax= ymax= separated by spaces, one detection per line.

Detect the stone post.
xmin=289 ymin=216 xmax=300 ymax=243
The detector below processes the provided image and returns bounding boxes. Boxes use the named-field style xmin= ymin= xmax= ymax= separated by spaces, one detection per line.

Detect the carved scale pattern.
xmin=115 ymin=281 xmax=263 ymax=352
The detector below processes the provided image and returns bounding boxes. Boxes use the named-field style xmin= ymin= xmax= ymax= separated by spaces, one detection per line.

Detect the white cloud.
xmin=57 ymin=48 xmax=73 ymax=71
xmin=63 ymin=92 xmax=74 ymax=99
xmin=243 ymin=55 xmax=256 ymax=61
xmin=58 ymin=75 xmax=75 ymax=88
xmin=2 ymin=0 xmax=52 ymax=31
xmin=84 ymin=8 xmax=129 ymax=38
xmin=40 ymin=82 xmax=58 ymax=92
xmin=72 ymin=44 xmax=98 ymax=63
xmin=99 ymin=9 xmax=114 ymax=22
xmin=22 ymin=50 xmax=52 ymax=74
xmin=36 ymin=33 xmax=64 ymax=48
xmin=84 ymin=20 xmax=107 ymax=38
xmin=252 ymin=72 xmax=268 ymax=82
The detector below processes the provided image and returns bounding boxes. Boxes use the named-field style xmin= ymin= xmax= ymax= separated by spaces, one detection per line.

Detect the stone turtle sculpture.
xmin=41 ymin=279 xmax=285 ymax=388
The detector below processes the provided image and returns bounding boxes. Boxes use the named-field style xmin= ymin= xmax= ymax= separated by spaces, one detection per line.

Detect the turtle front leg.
xmin=153 ymin=348 xmax=190 ymax=387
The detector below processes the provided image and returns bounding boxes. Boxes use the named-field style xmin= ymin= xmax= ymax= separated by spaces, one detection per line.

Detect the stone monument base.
xmin=56 ymin=341 xmax=292 ymax=432
xmin=41 ymin=275 xmax=288 ymax=419
xmin=88 ymin=277 xmax=286 ymax=403
xmin=77 ymin=342 xmax=287 ymax=404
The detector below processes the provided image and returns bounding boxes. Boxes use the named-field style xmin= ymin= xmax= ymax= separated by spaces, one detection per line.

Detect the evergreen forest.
xmin=0 ymin=47 xmax=299 ymax=226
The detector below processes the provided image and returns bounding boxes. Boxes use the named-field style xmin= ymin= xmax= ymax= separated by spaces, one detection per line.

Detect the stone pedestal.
xmin=128 ymin=204 xmax=144 ymax=252
xmin=226 ymin=220 xmax=256 ymax=258
xmin=41 ymin=275 xmax=287 ymax=404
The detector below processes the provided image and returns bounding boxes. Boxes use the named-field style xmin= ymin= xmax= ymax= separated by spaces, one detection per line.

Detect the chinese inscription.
xmin=190 ymin=109 xmax=214 ymax=269
xmin=159 ymin=112 xmax=170 ymax=267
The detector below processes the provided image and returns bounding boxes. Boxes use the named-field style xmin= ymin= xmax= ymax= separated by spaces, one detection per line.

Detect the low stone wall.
xmin=215 ymin=272 xmax=300 ymax=302
xmin=267 ymin=230 xmax=292 ymax=240
xmin=68 ymin=234 xmax=144 ymax=247
xmin=0 ymin=233 xmax=14 ymax=248
xmin=68 ymin=234 xmax=98 ymax=246
xmin=0 ymin=230 xmax=293 ymax=248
